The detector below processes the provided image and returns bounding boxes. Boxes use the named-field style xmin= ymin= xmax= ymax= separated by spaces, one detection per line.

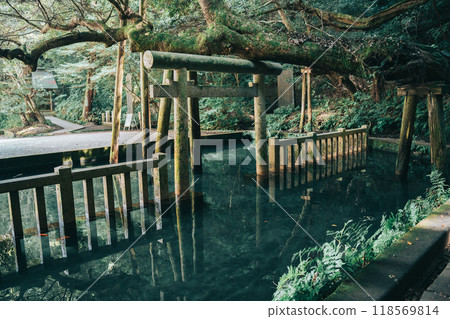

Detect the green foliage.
xmin=273 ymin=169 xmax=450 ymax=301
xmin=266 ymin=105 xmax=301 ymax=137
xmin=200 ymin=97 xmax=253 ymax=130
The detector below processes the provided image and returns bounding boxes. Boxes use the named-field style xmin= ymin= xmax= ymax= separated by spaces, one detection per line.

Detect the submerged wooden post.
xmin=253 ymin=74 xmax=268 ymax=177
xmin=188 ymin=71 xmax=202 ymax=174
xmin=55 ymin=166 xmax=78 ymax=259
xmin=174 ymin=68 xmax=190 ymax=197
xmin=395 ymin=95 xmax=418 ymax=178
xmin=428 ymin=93 xmax=447 ymax=176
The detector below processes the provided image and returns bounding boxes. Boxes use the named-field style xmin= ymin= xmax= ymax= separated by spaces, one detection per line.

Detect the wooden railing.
xmin=269 ymin=126 xmax=369 ymax=177
xmin=0 ymin=153 xmax=169 ymax=274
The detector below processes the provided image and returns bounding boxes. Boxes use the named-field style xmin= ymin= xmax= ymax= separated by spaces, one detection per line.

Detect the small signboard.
xmin=124 ymin=113 xmax=133 ymax=130
xmin=32 ymin=68 xmax=58 ymax=90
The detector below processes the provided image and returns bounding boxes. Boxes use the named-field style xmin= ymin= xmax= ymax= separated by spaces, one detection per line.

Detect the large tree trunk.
xmin=24 ymin=93 xmax=46 ymax=125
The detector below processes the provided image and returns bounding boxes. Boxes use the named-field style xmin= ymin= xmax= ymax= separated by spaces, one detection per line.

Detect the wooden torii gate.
xmin=144 ymin=51 xmax=283 ymax=197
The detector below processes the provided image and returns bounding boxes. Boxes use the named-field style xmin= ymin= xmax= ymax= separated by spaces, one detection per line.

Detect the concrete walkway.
xmin=421 ymin=263 xmax=450 ymax=301
xmin=0 ymin=131 xmax=144 ymax=159
xmin=45 ymin=116 xmax=84 ymax=134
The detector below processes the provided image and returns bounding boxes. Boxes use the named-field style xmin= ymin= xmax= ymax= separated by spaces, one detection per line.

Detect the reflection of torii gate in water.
xmin=143 ymin=51 xmax=283 ymax=196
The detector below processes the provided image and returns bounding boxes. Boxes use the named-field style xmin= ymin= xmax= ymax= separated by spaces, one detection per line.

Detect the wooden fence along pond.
xmin=0 ymin=153 xmax=169 ymax=277
xmin=267 ymin=126 xmax=369 ymax=194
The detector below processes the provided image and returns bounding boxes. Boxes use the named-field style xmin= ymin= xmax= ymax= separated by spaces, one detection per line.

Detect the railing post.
xmin=306 ymin=132 xmax=316 ymax=182
xmin=55 ymin=165 xmax=78 ymax=259
xmin=121 ymin=172 xmax=134 ymax=239
xmin=362 ymin=125 xmax=369 ymax=166
xmin=34 ymin=186 xmax=51 ymax=263
xmin=83 ymin=178 xmax=98 ymax=250
xmin=269 ymin=138 xmax=280 ymax=175
xmin=103 ymin=174 xmax=117 ymax=245
xmin=8 ymin=191 xmax=26 ymax=273
xmin=337 ymin=128 xmax=346 ymax=172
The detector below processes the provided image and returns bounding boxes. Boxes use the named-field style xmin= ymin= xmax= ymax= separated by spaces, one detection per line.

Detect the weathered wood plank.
xmin=8 ymin=191 xmax=27 ymax=273
xmin=71 ymin=158 xmax=158 ymax=181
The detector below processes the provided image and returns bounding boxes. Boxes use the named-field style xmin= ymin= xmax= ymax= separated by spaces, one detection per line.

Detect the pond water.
xmin=0 ymin=145 xmax=431 ymax=300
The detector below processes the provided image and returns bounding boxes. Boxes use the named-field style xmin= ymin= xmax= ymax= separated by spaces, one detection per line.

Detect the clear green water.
xmin=0 ymin=146 xmax=431 ymax=300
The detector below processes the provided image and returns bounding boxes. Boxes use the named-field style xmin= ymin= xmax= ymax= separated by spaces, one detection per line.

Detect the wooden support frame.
xmin=396 ymin=83 xmax=447 ymax=179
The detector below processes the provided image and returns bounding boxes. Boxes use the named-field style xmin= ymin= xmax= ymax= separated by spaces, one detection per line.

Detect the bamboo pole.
xmin=395 ymin=95 xmax=418 ymax=178
xmin=253 ymin=74 xmax=268 ymax=177
xmin=174 ymin=68 xmax=190 ymax=197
